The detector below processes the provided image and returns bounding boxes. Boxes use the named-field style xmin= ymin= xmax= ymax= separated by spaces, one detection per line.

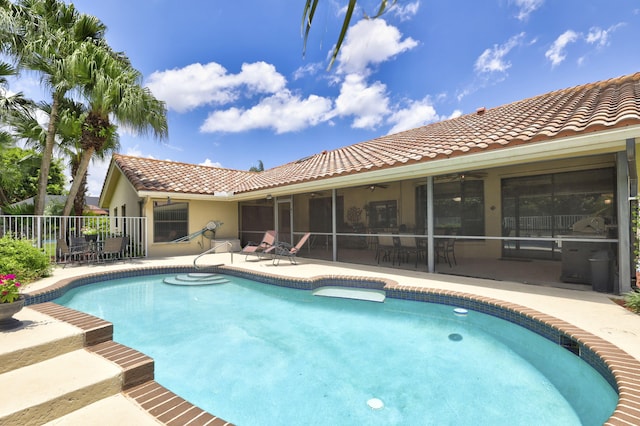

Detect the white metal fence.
xmin=0 ymin=215 xmax=147 ymax=261
xmin=502 ymin=214 xmax=591 ymax=234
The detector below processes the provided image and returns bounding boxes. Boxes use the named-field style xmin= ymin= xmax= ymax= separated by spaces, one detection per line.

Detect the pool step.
xmin=312 ymin=286 xmax=386 ymax=302
xmin=163 ymin=273 xmax=230 ymax=286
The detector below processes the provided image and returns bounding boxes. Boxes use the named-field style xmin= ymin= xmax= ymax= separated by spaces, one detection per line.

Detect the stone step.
xmin=163 ymin=275 xmax=230 ymax=286
xmin=186 ymin=272 xmax=219 ymax=279
xmin=42 ymin=394 xmax=161 ymax=426
xmin=0 ymin=304 xmax=112 ymax=374
xmin=0 ymin=349 xmax=123 ymax=425
xmin=178 ymin=273 xmax=227 ymax=281
xmin=45 ymin=393 xmax=158 ymax=426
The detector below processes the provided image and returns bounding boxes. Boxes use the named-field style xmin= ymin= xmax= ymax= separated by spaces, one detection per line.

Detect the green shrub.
xmin=624 ymin=289 xmax=640 ymax=314
xmin=0 ymin=234 xmax=51 ymax=283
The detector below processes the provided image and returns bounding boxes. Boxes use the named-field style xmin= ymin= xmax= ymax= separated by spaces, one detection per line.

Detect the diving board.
xmin=312 ymin=286 xmax=386 ymax=302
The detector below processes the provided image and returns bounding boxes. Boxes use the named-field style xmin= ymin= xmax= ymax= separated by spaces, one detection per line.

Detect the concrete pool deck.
xmin=3 ymin=253 xmax=640 ymax=424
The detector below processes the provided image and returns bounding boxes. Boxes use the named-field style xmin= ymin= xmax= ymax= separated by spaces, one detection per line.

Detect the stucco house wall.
xmin=141 ymin=198 xmax=239 ymax=257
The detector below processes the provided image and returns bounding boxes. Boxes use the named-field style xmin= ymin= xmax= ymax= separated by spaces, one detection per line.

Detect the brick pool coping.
xmin=24 ymin=265 xmax=640 ymax=425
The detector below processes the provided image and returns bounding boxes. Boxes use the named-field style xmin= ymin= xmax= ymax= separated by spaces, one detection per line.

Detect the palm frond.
xmin=302 ymin=1 xmax=398 ymax=71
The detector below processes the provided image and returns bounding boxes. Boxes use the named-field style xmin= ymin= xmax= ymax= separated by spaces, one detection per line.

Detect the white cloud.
xmin=124 ymin=146 xmax=156 ymax=159
xmin=391 ymin=1 xmax=421 ymax=21
xmin=200 ymin=90 xmax=333 ymax=134
xmin=200 ymin=158 xmax=222 ymax=168
xmin=146 ymin=61 xmax=286 ymax=113
xmin=386 ymin=97 xmax=439 ymax=135
xmin=336 ymin=19 xmax=418 ymax=76
xmin=86 ymin=157 xmax=110 ymax=196
xmin=448 ymin=109 xmax=463 ymax=120
xmin=547 ymin=23 xmax=624 ymax=67
xmin=586 ymin=23 xmax=625 ymax=48
xmin=334 ymin=74 xmax=389 ymax=129
xmin=475 ymin=33 xmax=525 ymax=73
xmin=545 ymin=30 xmax=579 ymax=67
xmin=293 ymin=63 xmax=323 ymax=80
xmin=153 ymin=17 xmax=420 ymax=137
xmin=512 ymin=0 xmax=544 ymax=21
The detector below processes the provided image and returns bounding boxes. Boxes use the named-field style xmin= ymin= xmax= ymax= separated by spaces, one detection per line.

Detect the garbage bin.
xmin=589 ymin=250 xmax=611 ymax=292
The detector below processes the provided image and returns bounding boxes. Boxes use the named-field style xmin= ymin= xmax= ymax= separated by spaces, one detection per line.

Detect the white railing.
xmin=503 ymin=214 xmax=590 ymax=233
xmin=0 ymin=215 xmax=147 ymax=261
xmin=194 ymin=241 xmax=234 ymax=269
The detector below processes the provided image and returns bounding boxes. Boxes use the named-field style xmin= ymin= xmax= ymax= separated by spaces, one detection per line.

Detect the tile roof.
xmin=113 ymin=155 xmax=254 ymax=195
xmin=113 ymin=72 xmax=640 ymax=196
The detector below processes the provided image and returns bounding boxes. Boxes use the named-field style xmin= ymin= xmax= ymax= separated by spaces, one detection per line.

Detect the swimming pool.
xmin=54 ymin=272 xmax=617 ymax=425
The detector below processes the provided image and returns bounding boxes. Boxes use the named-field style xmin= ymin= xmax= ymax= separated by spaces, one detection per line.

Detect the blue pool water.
xmin=55 ymin=274 xmax=617 ymax=425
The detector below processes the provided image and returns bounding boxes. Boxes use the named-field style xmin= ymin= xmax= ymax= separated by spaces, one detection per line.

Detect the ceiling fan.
xmin=363 ymin=183 xmax=389 ymax=192
xmin=436 ymin=171 xmax=487 ymax=182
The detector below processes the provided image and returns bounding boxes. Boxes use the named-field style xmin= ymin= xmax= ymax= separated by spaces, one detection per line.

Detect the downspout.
xmin=427 ymin=176 xmax=435 ymax=273
xmin=627 ymin=138 xmax=638 ymax=198
xmin=617 ymin=151 xmax=632 ymax=294
xmin=332 ymin=189 xmax=337 ymax=262
xmin=139 ymin=197 xmax=149 ymax=258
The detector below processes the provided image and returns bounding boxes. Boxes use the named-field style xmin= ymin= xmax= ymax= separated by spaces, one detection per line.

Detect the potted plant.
xmin=82 ymin=227 xmax=99 ymax=242
xmin=0 ymin=274 xmax=24 ymax=330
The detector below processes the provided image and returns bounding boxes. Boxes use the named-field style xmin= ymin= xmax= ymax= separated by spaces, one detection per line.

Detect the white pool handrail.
xmin=193 ymin=240 xmax=233 ymax=269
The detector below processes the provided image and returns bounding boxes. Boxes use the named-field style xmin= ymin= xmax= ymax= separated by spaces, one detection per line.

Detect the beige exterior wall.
xmin=107 ymin=174 xmax=141 ymax=236
xmin=144 ymin=198 xmax=239 ymax=257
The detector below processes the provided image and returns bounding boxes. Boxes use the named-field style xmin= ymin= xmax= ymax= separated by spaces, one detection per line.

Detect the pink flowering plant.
xmin=0 ymin=274 xmax=22 ymax=304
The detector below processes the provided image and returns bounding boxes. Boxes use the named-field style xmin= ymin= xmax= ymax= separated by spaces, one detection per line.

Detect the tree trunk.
xmin=62 ymin=147 xmax=95 ymax=217
xmin=34 ymin=95 xmax=61 ymax=216
xmin=0 ymin=187 xmax=10 ymax=206
xmin=74 ymin=172 xmax=87 ymax=216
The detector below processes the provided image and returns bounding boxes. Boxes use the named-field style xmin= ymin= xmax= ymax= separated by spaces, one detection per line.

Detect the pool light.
xmin=367 ymin=398 xmax=384 ymax=410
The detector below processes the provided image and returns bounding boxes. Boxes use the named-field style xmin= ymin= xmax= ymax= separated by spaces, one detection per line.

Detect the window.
xmin=113 ymin=207 xmax=118 ymax=227
xmin=368 ymin=200 xmax=397 ymax=229
xmin=309 ymin=196 xmax=343 ymax=233
xmin=501 ymin=168 xmax=616 ymax=259
xmin=154 ymin=202 xmax=188 ymax=242
xmin=434 ymin=180 xmax=484 ymax=235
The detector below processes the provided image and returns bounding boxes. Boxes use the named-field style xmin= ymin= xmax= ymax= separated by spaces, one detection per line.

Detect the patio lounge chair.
xmin=272 ymin=232 xmax=311 ymax=265
xmin=241 ymin=230 xmax=276 ymax=260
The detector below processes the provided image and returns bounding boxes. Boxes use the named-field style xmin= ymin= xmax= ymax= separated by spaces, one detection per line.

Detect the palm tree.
xmin=0 ymin=61 xmax=31 ymax=115
xmin=61 ymin=42 xmax=167 ymax=217
xmin=249 ymin=160 xmax=264 ymax=172
xmin=302 ymin=0 xmax=397 ymax=69
xmin=1 ymin=0 xmax=107 ymax=215
xmin=56 ymin=98 xmax=120 ymax=216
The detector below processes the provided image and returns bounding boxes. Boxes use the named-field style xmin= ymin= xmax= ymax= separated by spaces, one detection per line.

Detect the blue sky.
xmin=8 ymin=0 xmax=640 ymax=195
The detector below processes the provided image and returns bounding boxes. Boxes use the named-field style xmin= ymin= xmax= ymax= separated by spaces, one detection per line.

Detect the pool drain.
xmin=448 ymin=333 xmax=463 ymax=341
xmin=367 ymin=398 xmax=384 ymax=410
